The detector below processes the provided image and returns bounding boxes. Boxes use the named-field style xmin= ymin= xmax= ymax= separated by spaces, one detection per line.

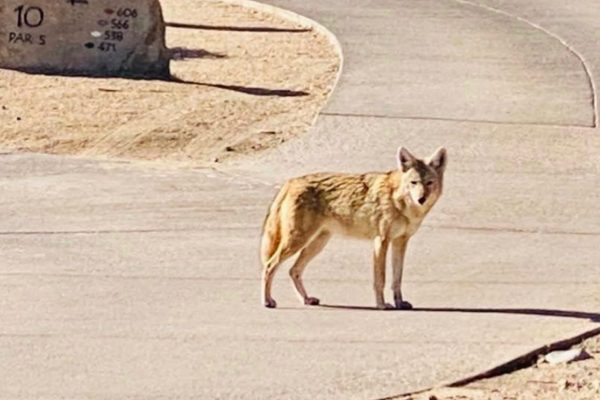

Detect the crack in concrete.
xmin=0 ymin=228 xmax=199 ymax=236
xmin=1 ymin=272 xmax=597 ymax=286
xmin=0 ymin=332 xmax=529 ymax=346
xmin=321 ymin=112 xmax=595 ymax=129
xmin=1 ymin=224 xmax=595 ymax=237
xmin=453 ymin=0 xmax=598 ymax=128
xmin=429 ymin=224 xmax=600 ymax=237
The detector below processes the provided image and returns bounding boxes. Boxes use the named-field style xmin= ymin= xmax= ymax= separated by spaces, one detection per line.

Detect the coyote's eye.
xmin=426 ymin=181 xmax=434 ymax=186
xmin=410 ymin=180 xmax=418 ymax=185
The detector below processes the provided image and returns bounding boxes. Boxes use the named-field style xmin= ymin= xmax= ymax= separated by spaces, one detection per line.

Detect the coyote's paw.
xmin=264 ymin=299 xmax=277 ymax=309
xmin=394 ymin=300 xmax=413 ymax=310
xmin=304 ymin=297 xmax=320 ymax=306
xmin=377 ymin=303 xmax=395 ymax=310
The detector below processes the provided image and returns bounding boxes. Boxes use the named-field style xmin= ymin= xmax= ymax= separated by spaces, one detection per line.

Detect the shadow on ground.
xmin=0 ymin=67 xmax=309 ymax=98
xmin=166 ymin=21 xmax=312 ymax=33
xmin=319 ymin=304 xmax=600 ymax=322
xmin=170 ymin=76 xmax=309 ymax=97
xmin=169 ymin=47 xmax=227 ymax=60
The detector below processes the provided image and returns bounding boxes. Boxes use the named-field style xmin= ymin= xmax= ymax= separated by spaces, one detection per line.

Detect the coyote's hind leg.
xmin=262 ymin=228 xmax=318 ymax=309
xmin=289 ymin=230 xmax=331 ymax=306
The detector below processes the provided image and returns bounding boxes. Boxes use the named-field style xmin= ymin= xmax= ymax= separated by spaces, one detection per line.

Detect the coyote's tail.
xmin=260 ymin=183 xmax=288 ymax=268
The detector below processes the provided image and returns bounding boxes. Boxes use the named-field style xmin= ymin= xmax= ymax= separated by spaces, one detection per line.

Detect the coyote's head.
xmin=396 ymin=147 xmax=447 ymax=209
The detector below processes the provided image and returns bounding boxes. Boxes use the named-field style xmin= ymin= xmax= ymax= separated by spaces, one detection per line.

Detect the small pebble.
xmin=558 ymin=378 xmax=572 ymax=391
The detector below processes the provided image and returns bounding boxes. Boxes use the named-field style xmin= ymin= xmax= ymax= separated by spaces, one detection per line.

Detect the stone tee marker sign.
xmin=0 ymin=0 xmax=170 ymax=77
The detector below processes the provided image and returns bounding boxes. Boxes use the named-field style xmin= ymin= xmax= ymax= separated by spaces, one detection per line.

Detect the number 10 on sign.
xmin=14 ymin=5 xmax=44 ymax=28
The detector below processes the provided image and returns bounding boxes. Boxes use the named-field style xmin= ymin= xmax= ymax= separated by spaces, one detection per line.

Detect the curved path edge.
xmin=454 ymin=0 xmax=598 ymax=128
xmin=387 ymin=325 xmax=600 ymax=399
xmin=223 ymin=0 xmax=344 ymax=130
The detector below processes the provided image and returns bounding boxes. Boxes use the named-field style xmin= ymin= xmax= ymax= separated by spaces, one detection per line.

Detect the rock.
xmin=0 ymin=0 xmax=170 ymax=78
xmin=544 ymin=348 xmax=591 ymax=364
xmin=558 ymin=378 xmax=571 ymax=391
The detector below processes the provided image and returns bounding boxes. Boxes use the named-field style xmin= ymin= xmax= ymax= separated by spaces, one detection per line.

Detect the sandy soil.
xmin=400 ymin=334 xmax=600 ymax=400
xmin=0 ymin=0 xmax=340 ymax=166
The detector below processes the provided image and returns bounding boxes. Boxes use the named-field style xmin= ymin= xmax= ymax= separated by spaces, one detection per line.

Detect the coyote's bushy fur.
xmin=260 ymin=147 xmax=447 ymax=310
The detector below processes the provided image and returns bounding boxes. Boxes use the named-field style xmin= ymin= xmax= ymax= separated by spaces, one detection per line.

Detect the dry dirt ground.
xmin=402 ymin=334 xmax=600 ymax=400
xmin=0 ymin=0 xmax=340 ymax=165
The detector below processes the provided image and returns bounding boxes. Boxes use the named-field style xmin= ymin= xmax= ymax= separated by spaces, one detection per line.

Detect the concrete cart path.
xmin=2 ymin=0 xmax=600 ymax=399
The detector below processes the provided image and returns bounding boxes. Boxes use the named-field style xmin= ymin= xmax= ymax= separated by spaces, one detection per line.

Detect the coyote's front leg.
xmin=392 ymin=236 xmax=413 ymax=310
xmin=373 ymin=236 xmax=393 ymax=310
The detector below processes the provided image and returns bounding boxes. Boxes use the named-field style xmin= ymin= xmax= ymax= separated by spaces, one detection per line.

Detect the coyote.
xmin=260 ymin=147 xmax=447 ymax=310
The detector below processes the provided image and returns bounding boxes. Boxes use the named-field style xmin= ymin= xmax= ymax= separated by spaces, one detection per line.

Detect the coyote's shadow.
xmin=318 ymin=304 xmax=600 ymax=322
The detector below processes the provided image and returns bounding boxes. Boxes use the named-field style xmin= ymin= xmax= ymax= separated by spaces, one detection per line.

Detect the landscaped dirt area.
xmin=402 ymin=333 xmax=600 ymax=400
xmin=0 ymin=0 xmax=340 ymax=166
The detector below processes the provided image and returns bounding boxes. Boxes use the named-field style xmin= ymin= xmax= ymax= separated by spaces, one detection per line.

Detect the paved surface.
xmin=2 ymin=1 xmax=600 ymax=399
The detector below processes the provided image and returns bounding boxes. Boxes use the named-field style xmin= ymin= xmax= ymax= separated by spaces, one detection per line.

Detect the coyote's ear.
xmin=428 ymin=147 xmax=447 ymax=174
xmin=397 ymin=147 xmax=416 ymax=172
